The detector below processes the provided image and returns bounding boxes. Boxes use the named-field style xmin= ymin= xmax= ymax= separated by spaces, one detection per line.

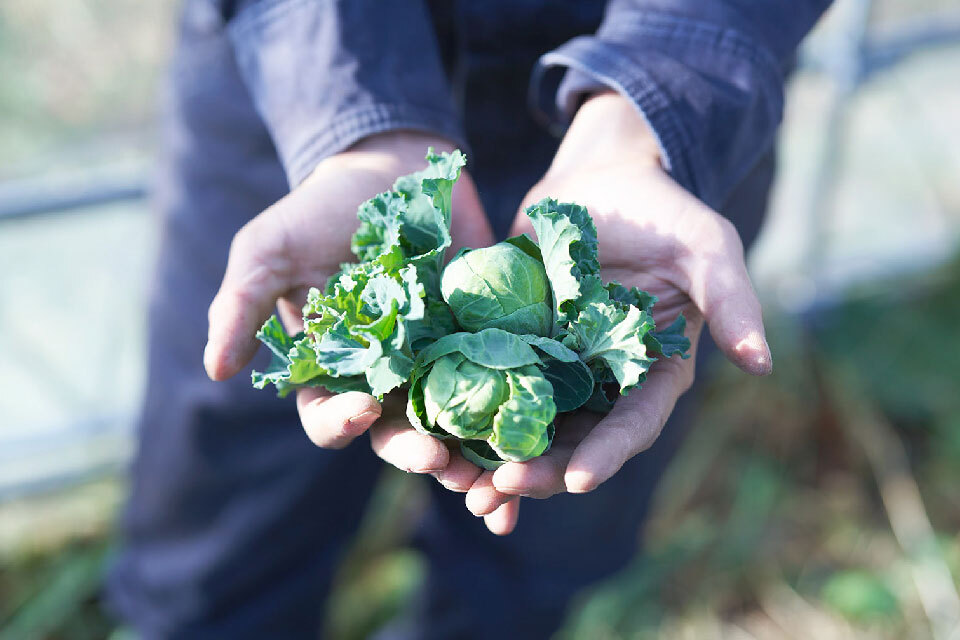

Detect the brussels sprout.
xmin=423 ymin=353 xmax=509 ymax=439
xmin=408 ymin=329 xmax=560 ymax=466
xmin=252 ymin=151 xmax=692 ymax=471
xmin=440 ymin=242 xmax=552 ymax=336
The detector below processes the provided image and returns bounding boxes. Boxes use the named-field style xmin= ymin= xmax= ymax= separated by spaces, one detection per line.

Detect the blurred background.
xmin=1 ymin=0 xmax=959 ymax=638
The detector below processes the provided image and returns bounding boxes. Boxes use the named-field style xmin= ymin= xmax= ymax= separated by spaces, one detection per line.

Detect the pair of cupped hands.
xmin=203 ymin=92 xmax=772 ymax=535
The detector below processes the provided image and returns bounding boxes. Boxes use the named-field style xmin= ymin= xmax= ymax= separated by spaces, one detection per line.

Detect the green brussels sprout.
xmin=423 ymin=353 xmax=509 ymax=439
xmin=407 ymin=329 xmax=560 ymax=467
xmin=440 ymin=242 xmax=552 ymax=336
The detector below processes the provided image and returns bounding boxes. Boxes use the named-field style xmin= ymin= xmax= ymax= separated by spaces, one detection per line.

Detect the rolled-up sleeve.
xmin=216 ymin=0 xmax=466 ymax=187
xmin=532 ymin=0 xmax=832 ymax=208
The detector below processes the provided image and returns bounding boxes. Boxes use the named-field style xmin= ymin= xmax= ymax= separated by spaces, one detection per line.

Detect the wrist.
xmin=549 ymin=90 xmax=663 ymax=176
xmin=307 ymin=130 xmax=460 ymax=185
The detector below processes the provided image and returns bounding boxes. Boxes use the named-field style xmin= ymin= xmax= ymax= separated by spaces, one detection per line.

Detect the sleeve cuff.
xmin=530 ymin=9 xmax=785 ymax=207
xmin=531 ymin=37 xmax=695 ymax=196
xmin=226 ymin=0 xmax=468 ymax=188
xmin=285 ymin=104 xmax=470 ymax=187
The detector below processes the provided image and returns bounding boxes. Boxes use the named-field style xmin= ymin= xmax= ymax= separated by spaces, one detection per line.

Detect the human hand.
xmin=204 ymin=131 xmax=495 ymax=474
xmin=446 ymin=92 xmax=772 ymax=534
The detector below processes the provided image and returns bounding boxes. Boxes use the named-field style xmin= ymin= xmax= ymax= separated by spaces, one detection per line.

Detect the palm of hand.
xmin=204 ymin=132 xmax=495 ymax=469
xmin=446 ymin=156 xmax=771 ymax=534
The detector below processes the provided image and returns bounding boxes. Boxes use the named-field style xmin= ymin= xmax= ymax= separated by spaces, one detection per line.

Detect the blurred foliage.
xmin=551 ymin=255 xmax=960 ymax=639
xmin=323 ymin=468 xmax=429 ymax=640
xmin=4 ymin=254 xmax=959 ymax=639
xmin=3 ymin=0 xmax=960 ymax=638
xmin=0 ymin=540 xmax=110 ymax=640
xmin=821 ymin=570 xmax=899 ymax=621
xmin=0 ymin=0 xmax=174 ymax=172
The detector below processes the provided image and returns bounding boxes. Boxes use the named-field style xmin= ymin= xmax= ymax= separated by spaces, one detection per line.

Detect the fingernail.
xmin=496 ymin=486 xmax=532 ymax=498
xmin=202 ymin=342 xmax=217 ymax=379
xmin=735 ymin=332 xmax=772 ymax=376
xmin=758 ymin=339 xmax=773 ymax=373
xmin=347 ymin=410 xmax=379 ymax=432
xmin=412 ymin=465 xmax=445 ymax=474
xmin=565 ymin=470 xmax=598 ymax=493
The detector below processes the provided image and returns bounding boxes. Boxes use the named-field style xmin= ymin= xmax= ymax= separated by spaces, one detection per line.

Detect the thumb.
xmin=204 ymin=215 xmax=294 ymax=381
xmin=682 ymin=217 xmax=772 ymax=376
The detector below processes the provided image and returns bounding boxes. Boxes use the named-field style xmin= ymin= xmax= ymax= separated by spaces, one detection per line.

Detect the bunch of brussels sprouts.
xmin=252 ymin=150 xmax=689 ymax=469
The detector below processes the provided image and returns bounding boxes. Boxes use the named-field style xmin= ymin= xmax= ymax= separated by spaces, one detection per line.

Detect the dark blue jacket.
xmin=217 ymin=0 xmax=830 ymax=209
xmin=108 ymin=3 xmax=830 ymax=637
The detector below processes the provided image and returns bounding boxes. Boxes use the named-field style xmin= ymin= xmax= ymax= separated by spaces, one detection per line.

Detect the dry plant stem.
xmin=758 ymin=579 xmax=856 ymax=640
xmin=824 ymin=361 xmax=960 ymax=640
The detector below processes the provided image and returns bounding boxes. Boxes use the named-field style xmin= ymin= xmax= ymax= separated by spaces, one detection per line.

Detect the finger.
xmin=432 ymin=448 xmax=483 ymax=492
xmin=370 ymin=418 xmax=449 ymax=474
xmin=205 ymin=217 xmax=294 ymax=381
xmin=680 ymin=216 xmax=772 ymax=376
xmin=484 ymin=498 xmax=520 ymax=536
xmin=491 ymin=442 xmax=580 ymax=499
xmin=465 ymin=471 xmax=513 ymax=516
xmin=564 ymin=359 xmax=693 ymax=493
xmin=491 ymin=414 xmax=595 ymax=498
xmin=507 ymin=213 xmax=534 ymax=239
xmin=491 ymin=457 xmax=567 ymax=499
xmin=296 ymin=389 xmax=381 ymax=449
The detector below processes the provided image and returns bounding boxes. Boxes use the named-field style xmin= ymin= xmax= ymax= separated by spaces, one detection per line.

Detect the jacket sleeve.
xmin=213 ymin=0 xmax=466 ymax=187
xmin=532 ymin=0 xmax=833 ymax=208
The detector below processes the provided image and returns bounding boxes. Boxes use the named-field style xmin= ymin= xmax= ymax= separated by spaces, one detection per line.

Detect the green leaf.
xmin=518 ymin=335 xmax=580 ymax=362
xmin=415 ymin=329 xmax=542 ymax=370
xmin=460 ymin=440 xmax=506 ymax=470
xmin=414 ymin=148 xmax=466 ymax=231
xmin=366 ymin=348 xmax=415 ymax=398
xmin=503 ymin=233 xmax=543 ymax=261
xmin=406 ymin=372 xmax=452 ymax=439
xmin=303 ymin=259 xmax=428 ymax=398
xmin=606 ymin=282 xmax=658 ymax=316
xmin=440 ymin=242 xmax=552 ymax=336
xmin=351 ymin=191 xmax=406 ymax=262
xmin=646 ymin=313 xmax=692 ymax=359
xmin=314 ymin=320 xmax=384 ymax=377
xmin=583 ymin=363 xmax=620 ymax=413
xmin=254 ymin=149 xmax=468 ymax=401
xmin=287 ymin=335 xmax=327 ymax=384
xmin=423 ymin=354 xmax=506 ymax=439
xmin=541 ymin=356 xmax=594 ymax=412
xmin=250 ymin=316 xmax=311 ymax=397
xmin=565 ymin=302 xmax=655 ymax=393
xmin=391 ymin=148 xmax=464 ymax=296
xmin=488 ymin=365 xmax=557 ymax=462
xmin=255 ymin=315 xmax=296 ymax=360
xmin=526 ymin=198 xmax=601 ymax=329
xmin=251 ymin=316 xmax=371 ymax=397
xmin=407 ymin=299 xmax=456 ymax=352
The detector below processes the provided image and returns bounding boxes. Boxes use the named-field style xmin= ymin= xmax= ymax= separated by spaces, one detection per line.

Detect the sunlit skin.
xmin=432 ymin=92 xmax=772 ymax=534
xmin=203 ymin=130 xmax=495 ymax=471
xmin=205 ymin=93 xmax=771 ymax=536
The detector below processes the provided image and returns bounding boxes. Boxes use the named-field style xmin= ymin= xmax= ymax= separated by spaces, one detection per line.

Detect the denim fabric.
xmin=535 ymin=1 xmax=832 ymax=208
xmin=222 ymin=0 xmax=468 ymax=187
xmin=108 ymin=0 xmax=803 ymax=637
